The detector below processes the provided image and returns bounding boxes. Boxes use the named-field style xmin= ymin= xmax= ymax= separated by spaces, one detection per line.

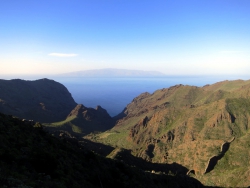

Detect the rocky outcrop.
xmin=61 ymin=104 xmax=115 ymax=134
xmin=128 ymin=116 xmax=149 ymax=144
xmin=0 ymin=78 xmax=77 ymax=123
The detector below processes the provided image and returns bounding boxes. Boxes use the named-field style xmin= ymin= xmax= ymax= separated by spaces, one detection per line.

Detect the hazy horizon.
xmin=1 ymin=70 xmax=249 ymax=83
xmin=1 ymin=1 xmax=249 ymax=78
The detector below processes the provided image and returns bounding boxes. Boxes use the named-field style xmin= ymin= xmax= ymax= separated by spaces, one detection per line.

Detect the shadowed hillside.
xmin=0 ymin=112 xmax=205 ymax=188
xmin=0 ymin=78 xmax=77 ymax=122
xmin=45 ymin=104 xmax=115 ymax=136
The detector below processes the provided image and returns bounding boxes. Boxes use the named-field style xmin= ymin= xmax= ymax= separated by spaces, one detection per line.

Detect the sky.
xmin=1 ymin=0 xmax=250 ymax=78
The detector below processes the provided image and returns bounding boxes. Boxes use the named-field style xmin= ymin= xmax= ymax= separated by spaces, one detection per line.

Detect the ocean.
xmin=53 ymin=76 xmax=235 ymax=117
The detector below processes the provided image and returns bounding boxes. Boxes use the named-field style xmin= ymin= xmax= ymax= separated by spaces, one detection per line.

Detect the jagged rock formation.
xmin=93 ymin=79 xmax=250 ymax=187
xmin=0 ymin=78 xmax=77 ymax=122
xmin=45 ymin=104 xmax=115 ymax=136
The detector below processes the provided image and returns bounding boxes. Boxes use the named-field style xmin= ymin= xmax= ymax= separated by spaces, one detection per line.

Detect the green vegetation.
xmin=199 ymin=135 xmax=250 ymax=187
xmin=226 ymin=98 xmax=250 ymax=116
xmin=194 ymin=117 xmax=206 ymax=133
xmin=45 ymin=115 xmax=77 ymax=127
xmin=97 ymin=129 xmax=132 ymax=149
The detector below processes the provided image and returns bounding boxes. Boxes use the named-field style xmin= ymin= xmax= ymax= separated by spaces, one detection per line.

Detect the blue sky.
xmin=1 ymin=0 xmax=250 ymax=78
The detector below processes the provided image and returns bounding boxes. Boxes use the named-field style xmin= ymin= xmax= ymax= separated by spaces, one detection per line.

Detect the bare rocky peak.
xmin=67 ymin=104 xmax=111 ymax=119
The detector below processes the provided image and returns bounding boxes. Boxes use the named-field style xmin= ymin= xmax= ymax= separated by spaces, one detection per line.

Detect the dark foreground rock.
xmin=0 ymin=112 xmax=205 ymax=188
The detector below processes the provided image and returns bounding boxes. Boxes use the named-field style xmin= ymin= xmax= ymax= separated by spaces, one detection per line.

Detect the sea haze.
xmin=53 ymin=76 xmax=236 ymax=117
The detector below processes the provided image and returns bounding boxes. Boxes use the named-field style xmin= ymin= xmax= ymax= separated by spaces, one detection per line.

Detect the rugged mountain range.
xmin=1 ymin=77 xmax=250 ymax=187
xmin=0 ymin=78 xmax=77 ymax=122
xmin=90 ymin=79 xmax=250 ymax=187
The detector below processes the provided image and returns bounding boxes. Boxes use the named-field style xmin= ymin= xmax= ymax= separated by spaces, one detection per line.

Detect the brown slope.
xmin=114 ymin=80 xmax=250 ymax=128
xmin=92 ymin=79 xmax=250 ymax=187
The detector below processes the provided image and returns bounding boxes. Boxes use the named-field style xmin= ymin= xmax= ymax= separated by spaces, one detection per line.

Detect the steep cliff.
xmin=0 ymin=78 xmax=77 ymax=122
